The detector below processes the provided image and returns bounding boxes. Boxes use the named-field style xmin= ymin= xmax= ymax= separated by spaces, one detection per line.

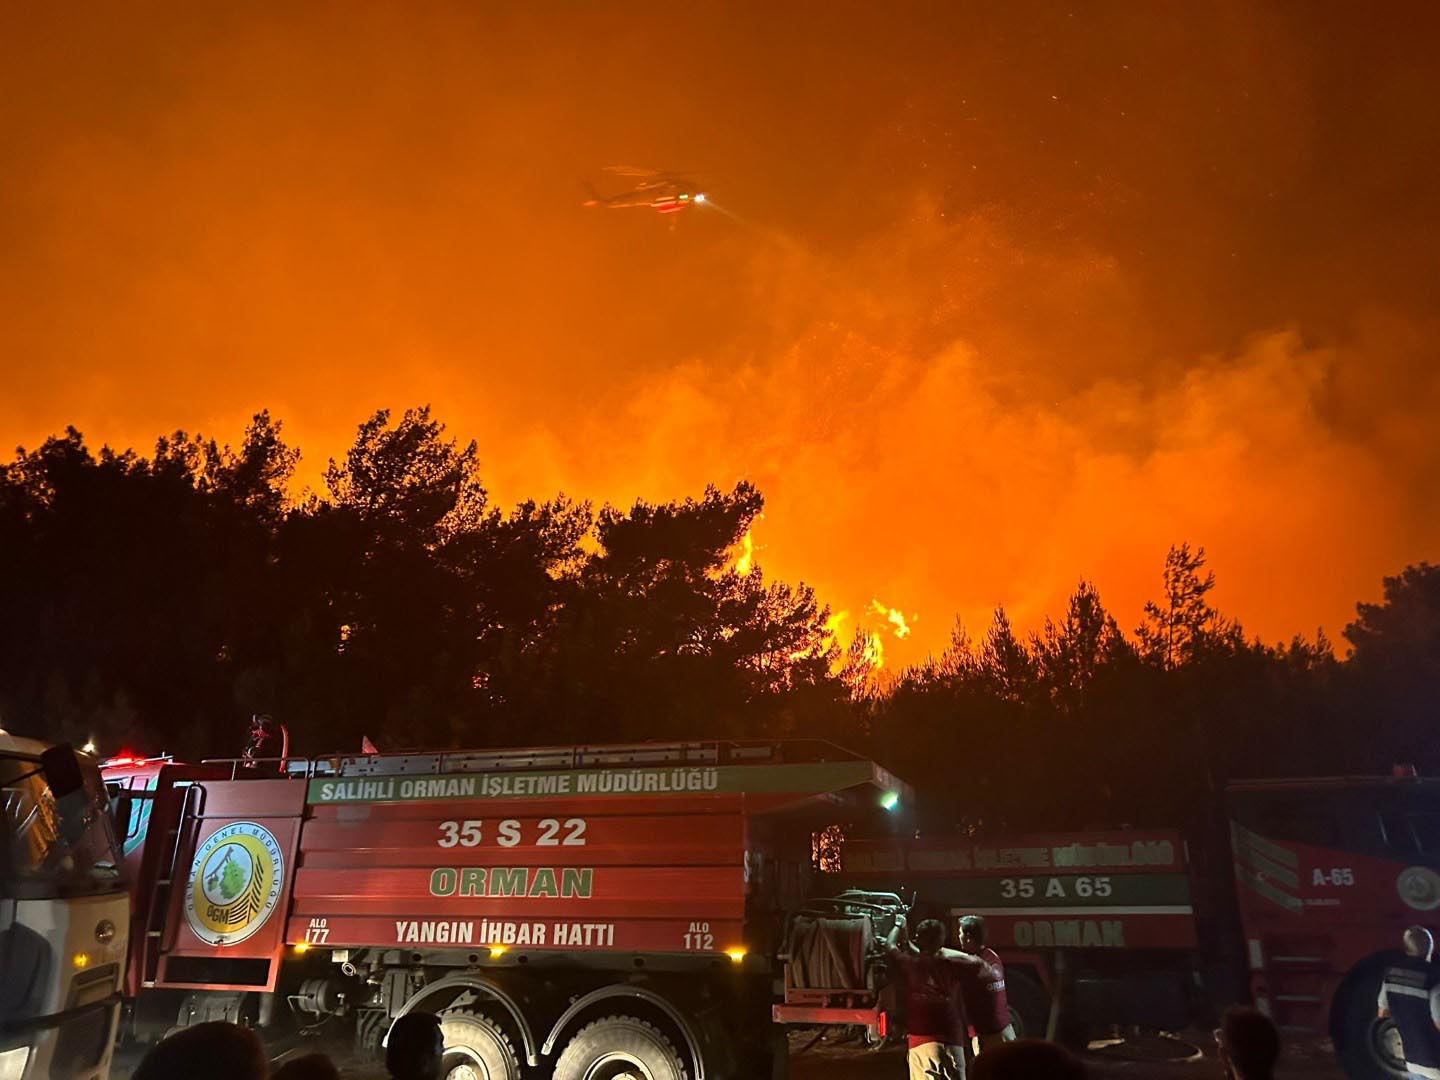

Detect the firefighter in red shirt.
xmin=886 ymin=918 xmax=997 ymax=1080
xmin=958 ymin=915 xmax=1016 ymax=1054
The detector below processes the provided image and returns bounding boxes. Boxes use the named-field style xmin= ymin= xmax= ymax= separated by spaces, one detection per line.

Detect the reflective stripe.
xmin=1230 ymin=822 xmax=1299 ymax=868
xmin=1234 ymin=863 xmax=1303 ymax=912
xmin=1389 ymin=985 xmax=1433 ymax=999
xmin=1233 ymin=838 xmax=1301 ymax=889
xmin=1386 ymin=962 xmax=1440 ymax=1073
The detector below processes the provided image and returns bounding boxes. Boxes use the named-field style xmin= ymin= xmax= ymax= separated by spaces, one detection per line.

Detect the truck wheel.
xmin=355 ymin=1008 xmax=388 ymax=1059
xmin=552 ymin=1015 xmax=688 ymax=1080
xmin=438 ymin=1008 xmax=522 ymax=1080
xmin=1335 ymin=976 xmax=1407 ymax=1080
xmin=1005 ymin=969 xmax=1050 ymax=1041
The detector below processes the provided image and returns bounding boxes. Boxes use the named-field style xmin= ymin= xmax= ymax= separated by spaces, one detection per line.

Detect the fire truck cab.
xmin=0 ymin=735 xmax=129 ymax=1080
xmin=1229 ymin=774 xmax=1440 ymax=1080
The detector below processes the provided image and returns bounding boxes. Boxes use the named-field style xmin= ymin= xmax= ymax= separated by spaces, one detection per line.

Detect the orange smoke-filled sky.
xmin=3 ymin=2 xmax=1439 ymax=664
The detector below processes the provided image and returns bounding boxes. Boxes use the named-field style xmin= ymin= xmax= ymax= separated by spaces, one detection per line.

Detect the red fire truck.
xmin=101 ymin=739 xmax=911 ymax=1080
xmin=843 ymin=773 xmax=1440 ymax=1080
xmin=842 ymin=828 xmax=1198 ymax=1043
xmin=1230 ymin=775 xmax=1440 ymax=1080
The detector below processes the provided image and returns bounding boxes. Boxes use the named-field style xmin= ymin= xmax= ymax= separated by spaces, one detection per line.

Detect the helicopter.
xmin=583 ymin=166 xmax=709 ymax=216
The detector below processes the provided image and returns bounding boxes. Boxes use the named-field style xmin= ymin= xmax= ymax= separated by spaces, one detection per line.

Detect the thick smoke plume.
xmin=498 ymin=204 xmax=1440 ymax=662
xmin=3 ymin=4 xmax=1438 ymax=665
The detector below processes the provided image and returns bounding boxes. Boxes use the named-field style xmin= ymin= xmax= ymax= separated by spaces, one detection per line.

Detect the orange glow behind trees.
xmin=2 ymin=5 xmax=1439 ymax=665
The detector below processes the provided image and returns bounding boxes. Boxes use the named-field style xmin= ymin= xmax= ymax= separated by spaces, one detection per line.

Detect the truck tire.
xmin=1335 ymin=975 xmax=1407 ymax=1080
xmin=355 ymin=1008 xmax=388 ymax=1059
xmin=437 ymin=1007 xmax=522 ymax=1080
xmin=1004 ymin=969 xmax=1050 ymax=1041
xmin=552 ymin=1015 xmax=688 ymax=1080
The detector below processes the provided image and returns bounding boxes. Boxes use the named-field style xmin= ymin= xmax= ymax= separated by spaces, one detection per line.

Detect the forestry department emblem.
xmin=185 ymin=821 xmax=284 ymax=946
xmin=1397 ymin=866 xmax=1440 ymax=912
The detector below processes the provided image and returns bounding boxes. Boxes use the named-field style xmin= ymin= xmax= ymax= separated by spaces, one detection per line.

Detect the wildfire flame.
xmin=870 ymin=599 xmax=913 ymax=639
xmin=734 ymin=529 xmax=754 ymax=576
xmin=822 ymin=610 xmax=851 ymax=656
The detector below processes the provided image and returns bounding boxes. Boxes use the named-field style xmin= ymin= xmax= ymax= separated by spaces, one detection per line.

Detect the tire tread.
xmin=438 ymin=1007 xmax=521 ymax=1080
xmin=553 ymin=1014 xmax=688 ymax=1080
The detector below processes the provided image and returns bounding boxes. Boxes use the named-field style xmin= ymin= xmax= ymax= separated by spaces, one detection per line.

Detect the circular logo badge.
xmin=184 ymin=822 xmax=284 ymax=946
xmin=1397 ymin=866 xmax=1440 ymax=912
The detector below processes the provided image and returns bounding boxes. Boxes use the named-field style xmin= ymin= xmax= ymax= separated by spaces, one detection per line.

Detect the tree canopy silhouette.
xmin=0 ymin=410 xmax=1430 ymax=836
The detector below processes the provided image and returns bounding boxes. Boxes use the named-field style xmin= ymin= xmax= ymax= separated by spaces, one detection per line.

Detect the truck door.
xmin=150 ymin=778 xmax=307 ymax=993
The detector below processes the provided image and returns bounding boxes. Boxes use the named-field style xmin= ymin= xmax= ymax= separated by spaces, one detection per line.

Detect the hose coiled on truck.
xmin=785 ymin=915 xmax=874 ymax=990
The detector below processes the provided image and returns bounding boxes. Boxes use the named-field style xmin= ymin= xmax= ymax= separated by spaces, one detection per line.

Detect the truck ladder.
xmin=141 ymin=782 xmax=203 ymax=988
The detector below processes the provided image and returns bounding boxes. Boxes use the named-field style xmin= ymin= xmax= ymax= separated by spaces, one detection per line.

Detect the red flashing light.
xmin=877 ymin=1010 xmax=888 ymax=1037
xmin=104 ymin=753 xmax=147 ymax=768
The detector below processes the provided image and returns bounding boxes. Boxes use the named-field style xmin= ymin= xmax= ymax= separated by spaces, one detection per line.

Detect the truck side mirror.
xmin=40 ymin=744 xmax=90 ymax=845
xmin=39 ymin=745 xmax=84 ymax=800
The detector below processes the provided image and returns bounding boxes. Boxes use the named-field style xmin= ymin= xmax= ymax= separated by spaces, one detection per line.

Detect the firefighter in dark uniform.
xmin=1378 ymin=926 xmax=1440 ymax=1080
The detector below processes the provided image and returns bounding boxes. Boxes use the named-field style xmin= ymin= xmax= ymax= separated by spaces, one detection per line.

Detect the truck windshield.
xmin=1 ymin=753 xmax=122 ymax=899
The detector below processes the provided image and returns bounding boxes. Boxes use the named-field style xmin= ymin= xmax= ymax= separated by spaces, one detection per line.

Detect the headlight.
xmin=0 ymin=1046 xmax=31 ymax=1080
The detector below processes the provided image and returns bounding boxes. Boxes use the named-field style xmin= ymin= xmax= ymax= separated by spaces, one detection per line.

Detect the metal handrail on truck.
xmin=202 ymin=736 xmax=872 ymax=781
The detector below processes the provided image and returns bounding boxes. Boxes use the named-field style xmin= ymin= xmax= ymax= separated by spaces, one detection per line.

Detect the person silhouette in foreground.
xmin=272 ymin=1051 xmax=342 ymax=1080
xmin=886 ymin=917 xmax=997 ymax=1079
xmin=1379 ymin=925 xmax=1440 ymax=1080
xmin=969 ymin=1039 xmax=1086 ymax=1079
xmin=131 ymin=1021 xmax=269 ymax=1080
xmin=958 ymin=914 xmax=1015 ymax=1055
xmin=387 ymin=1011 xmax=446 ymax=1080
xmin=1216 ymin=1006 xmax=1281 ymax=1080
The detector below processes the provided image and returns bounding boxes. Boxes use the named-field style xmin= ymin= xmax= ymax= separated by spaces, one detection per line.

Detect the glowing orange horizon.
xmin=2 ymin=6 xmax=1435 ymax=669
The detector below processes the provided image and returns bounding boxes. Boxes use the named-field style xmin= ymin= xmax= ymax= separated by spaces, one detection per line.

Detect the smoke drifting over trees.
xmin=3 ymin=410 xmax=1436 ymax=829
xmin=5 ymin=5 xmax=1439 ymax=667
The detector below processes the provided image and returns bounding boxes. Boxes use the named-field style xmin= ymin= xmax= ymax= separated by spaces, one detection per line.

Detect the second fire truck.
xmin=842 ymin=772 xmax=1440 ymax=1080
